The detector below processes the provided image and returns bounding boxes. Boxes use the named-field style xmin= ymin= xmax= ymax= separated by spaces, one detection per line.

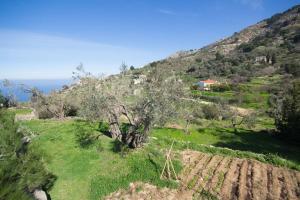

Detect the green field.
xmin=18 ymin=75 xmax=299 ymax=199
xmin=22 ymin=120 xmax=180 ymax=200
xmin=21 ymin=114 xmax=300 ymax=199
xmin=192 ymin=76 xmax=281 ymax=109
xmin=152 ymin=120 xmax=300 ymax=168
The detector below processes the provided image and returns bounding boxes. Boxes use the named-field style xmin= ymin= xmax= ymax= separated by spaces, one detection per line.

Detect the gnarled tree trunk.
xmin=108 ymin=111 xmax=122 ymax=141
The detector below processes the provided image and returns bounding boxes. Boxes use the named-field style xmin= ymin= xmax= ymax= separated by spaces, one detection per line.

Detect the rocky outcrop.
xmin=15 ymin=110 xmax=37 ymax=122
xmin=33 ymin=189 xmax=48 ymax=200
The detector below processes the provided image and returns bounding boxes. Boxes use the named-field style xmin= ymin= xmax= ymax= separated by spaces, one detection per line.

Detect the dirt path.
xmin=105 ymin=150 xmax=300 ymax=200
xmin=179 ymin=97 xmax=254 ymax=116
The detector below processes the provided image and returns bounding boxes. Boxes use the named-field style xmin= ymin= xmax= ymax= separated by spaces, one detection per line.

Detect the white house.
xmin=197 ymin=79 xmax=218 ymax=91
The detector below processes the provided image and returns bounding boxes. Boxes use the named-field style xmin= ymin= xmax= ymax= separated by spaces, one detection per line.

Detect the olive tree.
xmin=25 ymin=86 xmax=78 ymax=119
xmin=74 ymin=66 xmax=184 ymax=148
xmin=270 ymin=79 xmax=300 ymax=143
xmin=1 ymin=80 xmax=17 ymax=107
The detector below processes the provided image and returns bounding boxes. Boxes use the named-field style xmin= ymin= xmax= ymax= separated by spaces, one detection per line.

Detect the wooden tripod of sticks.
xmin=160 ymin=140 xmax=178 ymax=180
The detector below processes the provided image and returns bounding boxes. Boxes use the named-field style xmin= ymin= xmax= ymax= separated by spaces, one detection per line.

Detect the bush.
xmin=186 ymin=66 xmax=196 ymax=73
xmin=211 ymin=84 xmax=231 ymax=92
xmin=281 ymin=62 xmax=300 ymax=77
xmin=98 ymin=121 xmax=109 ymax=133
xmin=36 ymin=107 xmax=55 ymax=119
xmin=202 ymin=104 xmax=220 ymax=120
xmin=0 ymin=91 xmax=5 ymax=107
xmin=75 ymin=122 xmax=95 ymax=147
xmin=215 ymin=52 xmax=224 ymax=60
xmin=0 ymin=93 xmax=17 ymax=108
xmin=239 ymin=43 xmax=255 ymax=53
xmin=65 ymin=104 xmax=78 ymax=117
xmin=273 ymin=79 xmax=300 ymax=144
xmin=190 ymin=85 xmax=199 ymax=91
xmin=0 ymin=110 xmax=56 ymax=199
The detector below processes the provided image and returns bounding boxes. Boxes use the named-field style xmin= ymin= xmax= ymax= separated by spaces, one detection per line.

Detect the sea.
xmin=0 ymin=79 xmax=73 ymax=102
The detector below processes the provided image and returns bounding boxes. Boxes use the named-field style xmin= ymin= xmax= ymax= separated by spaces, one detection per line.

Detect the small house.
xmin=197 ymin=79 xmax=218 ymax=91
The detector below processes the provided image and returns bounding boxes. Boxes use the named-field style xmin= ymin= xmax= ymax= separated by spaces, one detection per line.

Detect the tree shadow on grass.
xmin=211 ymin=127 xmax=300 ymax=163
xmin=110 ymin=139 xmax=130 ymax=157
xmin=147 ymin=153 xmax=163 ymax=175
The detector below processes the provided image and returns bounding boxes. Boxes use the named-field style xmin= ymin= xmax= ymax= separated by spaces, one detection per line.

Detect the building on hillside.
xmin=197 ymin=79 xmax=218 ymax=91
xmin=133 ymin=74 xmax=147 ymax=85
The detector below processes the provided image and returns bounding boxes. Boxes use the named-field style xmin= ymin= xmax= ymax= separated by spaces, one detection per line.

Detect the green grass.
xmin=152 ymin=118 xmax=300 ymax=170
xmin=22 ymin=120 xmax=181 ymax=200
xmin=21 ymin=110 xmax=300 ymax=199
xmin=192 ymin=75 xmax=281 ymax=110
xmin=10 ymin=108 xmax=32 ymax=115
xmin=157 ymin=135 xmax=300 ymax=171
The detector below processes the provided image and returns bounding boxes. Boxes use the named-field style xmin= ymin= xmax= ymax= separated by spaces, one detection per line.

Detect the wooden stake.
xmin=160 ymin=140 xmax=178 ymax=180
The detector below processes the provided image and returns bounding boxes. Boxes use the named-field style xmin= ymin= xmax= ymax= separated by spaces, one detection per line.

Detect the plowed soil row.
xmin=105 ymin=150 xmax=300 ymax=200
xmin=180 ymin=150 xmax=300 ymax=200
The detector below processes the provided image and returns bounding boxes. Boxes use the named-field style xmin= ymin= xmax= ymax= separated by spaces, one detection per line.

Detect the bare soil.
xmin=105 ymin=150 xmax=300 ymax=200
xmin=180 ymin=150 xmax=300 ymax=200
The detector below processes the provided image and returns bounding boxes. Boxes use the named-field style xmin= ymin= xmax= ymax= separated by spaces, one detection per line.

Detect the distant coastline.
xmin=0 ymin=79 xmax=73 ymax=102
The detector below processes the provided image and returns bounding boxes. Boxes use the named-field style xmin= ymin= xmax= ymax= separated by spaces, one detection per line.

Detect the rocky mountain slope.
xmin=131 ymin=5 xmax=300 ymax=83
xmin=69 ymin=5 xmax=300 ymax=103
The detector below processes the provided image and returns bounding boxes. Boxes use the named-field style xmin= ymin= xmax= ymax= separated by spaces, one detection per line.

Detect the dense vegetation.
xmin=0 ymin=90 xmax=13 ymax=108
xmin=270 ymin=78 xmax=300 ymax=144
xmin=142 ymin=5 xmax=300 ymax=85
xmin=0 ymin=110 xmax=55 ymax=200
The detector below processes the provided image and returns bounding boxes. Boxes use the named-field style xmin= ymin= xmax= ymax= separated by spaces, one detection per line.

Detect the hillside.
xmin=128 ymin=5 xmax=300 ymax=83
xmin=2 ymin=5 xmax=300 ymax=200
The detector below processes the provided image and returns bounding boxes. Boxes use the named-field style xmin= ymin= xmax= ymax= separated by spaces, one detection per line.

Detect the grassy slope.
xmin=23 ymin=120 xmax=180 ymax=200
xmin=20 ymin=74 xmax=298 ymax=199
xmin=192 ymin=76 xmax=280 ymax=109
xmin=152 ymin=120 xmax=300 ymax=168
xmin=22 ymin=115 xmax=300 ymax=200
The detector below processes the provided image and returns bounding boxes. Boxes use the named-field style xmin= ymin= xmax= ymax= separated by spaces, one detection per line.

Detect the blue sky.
xmin=0 ymin=0 xmax=299 ymax=79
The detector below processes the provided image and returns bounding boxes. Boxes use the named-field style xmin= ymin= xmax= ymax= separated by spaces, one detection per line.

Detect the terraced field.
xmin=180 ymin=150 xmax=300 ymax=200
xmin=105 ymin=150 xmax=300 ymax=200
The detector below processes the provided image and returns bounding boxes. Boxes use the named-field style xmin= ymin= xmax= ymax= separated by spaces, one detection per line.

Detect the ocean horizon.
xmin=0 ymin=79 xmax=73 ymax=102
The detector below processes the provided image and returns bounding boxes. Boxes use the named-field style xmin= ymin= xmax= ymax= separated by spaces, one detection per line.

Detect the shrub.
xmin=36 ymin=107 xmax=55 ymax=119
xmin=215 ymin=52 xmax=224 ymax=60
xmin=239 ymin=43 xmax=255 ymax=53
xmin=281 ymin=62 xmax=300 ymax=77
xmin=190 ymin=85 xmax=199 ymax=91
xmin=0 ymin=91 xmax=5 ymax=107
xmin=65 ymin=104 xmax=78 ymax=117
xmin=195 ymin=58 xmax=202 ymax=63
xmin=293 ymin=33 xmax=300 ymax=43
xmin=186 ymin=66 xmax=196 ymax=73
xmin=273 ymin=79 xmax=300 ymax=144
xmin=98 ymin=121 xmax=109 ymax=133
xmin=0 ymin=110 xmax=56 ymax=199
xmin=202 ymin=104 xmax=220 ymax=120
xmin=0 ymin=94 xmax=17 ymax=108
xmin=75 ymin=122 xmax=95 ymax=147
xmin=211 ymin=84 xmax=231 ymax=92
